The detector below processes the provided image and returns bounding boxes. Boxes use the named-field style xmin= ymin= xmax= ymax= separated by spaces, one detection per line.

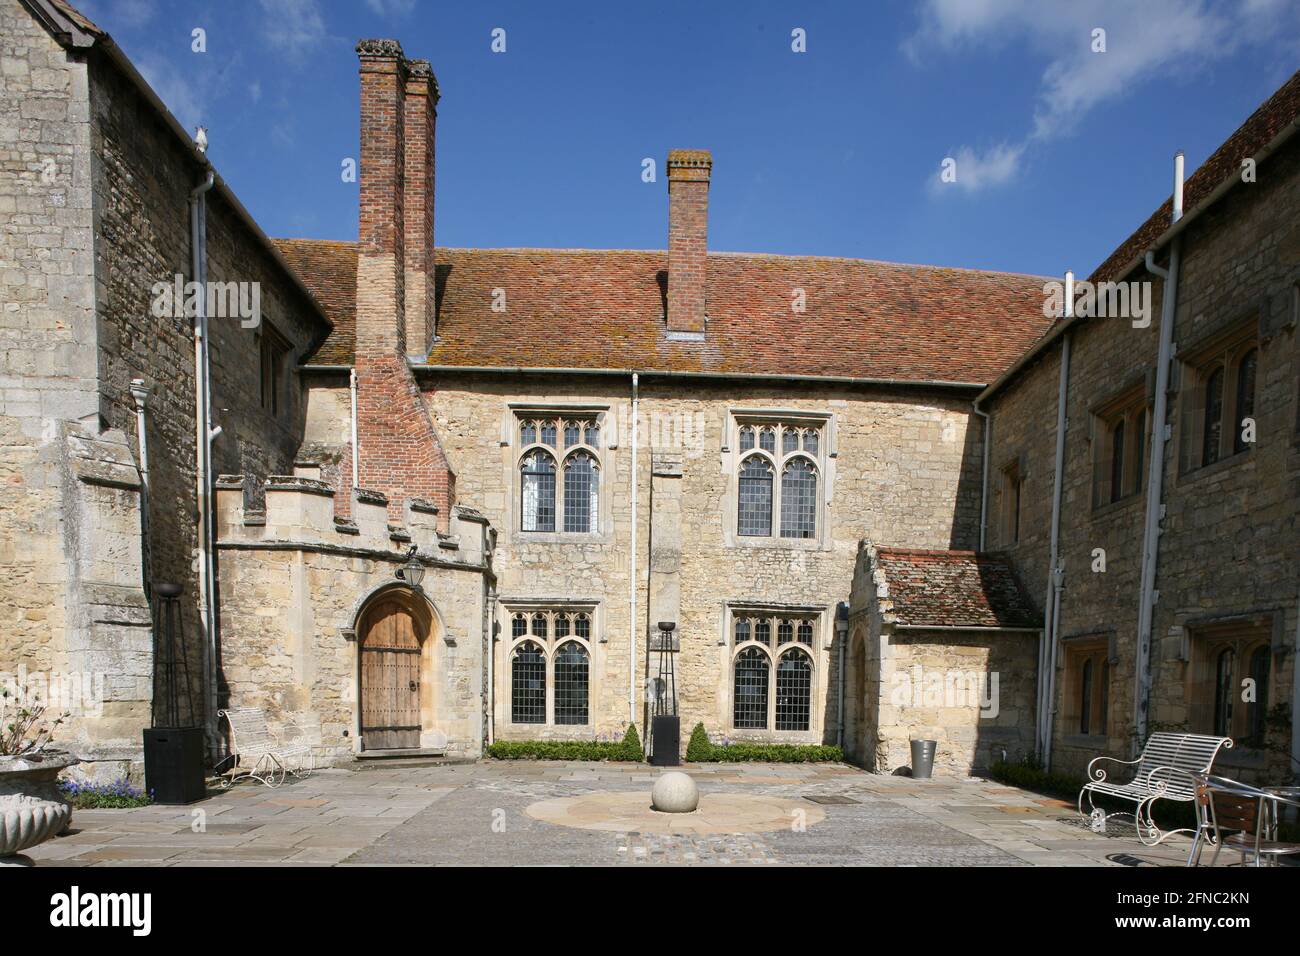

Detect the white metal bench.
xmin=217 ymin=707 xmax=315 ymax=789
xmin=1079 ymin=732 xmax=1232 ymax=845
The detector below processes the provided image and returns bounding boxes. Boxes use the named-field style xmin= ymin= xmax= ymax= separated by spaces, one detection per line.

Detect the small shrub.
xmin=694 ymin=742 xmax=843 ymax=763
xmin=486 ymin=739 xmax=639 ymax=761
xmin=685 ymin=722 xmax=713 ymax=762
xmin=60 ymin=778 xmax=152 ymax=809
xmin=620 ymin=723 xmax=643 ymax=761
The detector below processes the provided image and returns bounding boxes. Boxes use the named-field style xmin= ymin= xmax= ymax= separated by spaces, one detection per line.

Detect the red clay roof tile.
xmin=873 ymin=547 xmax=1041 ymax=629
xmin=275 ymin=240 xmax=1052 ymax=384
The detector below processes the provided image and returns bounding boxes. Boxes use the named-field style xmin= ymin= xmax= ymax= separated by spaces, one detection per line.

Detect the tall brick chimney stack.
xmin=403 ymin=58 xmax=439 ymax=358
xmin=666 ymin=149 xmax=712 ymax=337
xmin=352 ymin=39 xmax=454 ymax=524
xmin=356 ymin=38 xmax=407 ymax=356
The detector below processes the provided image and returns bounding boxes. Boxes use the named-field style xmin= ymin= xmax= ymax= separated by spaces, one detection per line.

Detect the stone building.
xmin=2 ymin=0 xmax=1296 ymax=779
xmin=979 ymin=73 xmax=1300 ymax=782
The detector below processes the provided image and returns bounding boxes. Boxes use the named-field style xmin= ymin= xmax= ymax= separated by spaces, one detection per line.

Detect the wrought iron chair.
xmin=217 ymin=707 xmax=314 ymax=789
xmin=1189 ymin=774 xmax=1300 ymax=867
xmin=1079 ymin=732 xmax=1232 ymax=845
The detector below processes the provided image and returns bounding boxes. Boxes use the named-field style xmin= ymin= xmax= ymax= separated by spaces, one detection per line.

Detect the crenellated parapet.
xmin=214 ymin=474 xmax=494 ymax=569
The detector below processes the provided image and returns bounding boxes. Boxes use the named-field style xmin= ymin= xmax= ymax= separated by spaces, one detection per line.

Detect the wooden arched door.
xmin=360 ymin=598 xmax=424 ymax=750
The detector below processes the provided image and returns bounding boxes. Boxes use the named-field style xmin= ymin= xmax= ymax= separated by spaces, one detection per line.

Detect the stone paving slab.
xmin=21 ymin=761 xmax=1242 ymax=867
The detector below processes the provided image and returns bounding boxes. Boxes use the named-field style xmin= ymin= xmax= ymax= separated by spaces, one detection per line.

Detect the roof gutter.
xmin=404 ymin=364 xmax=988 ymax=391
xmin=975 ymin=112 xmax=1300 ymax=406
xmin=891 ymin=624 xmax=1042 ymax=633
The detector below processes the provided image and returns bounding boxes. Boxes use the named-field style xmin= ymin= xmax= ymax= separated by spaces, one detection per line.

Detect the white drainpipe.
xmin=628 ymin=372 xmax=640 ymax=727
xmin=1040 ymin=271 xmax=1073 ymax=769
xmin=1135 ymin=151 xmax=1186 ymax=750
xmin=130 ymin=379 xmax=151 ymax=597
xmin=190 ymin=167 xmax=218 ymax=753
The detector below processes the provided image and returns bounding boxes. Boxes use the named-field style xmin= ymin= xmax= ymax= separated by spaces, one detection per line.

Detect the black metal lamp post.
xmin=142 ymin=582 xmax=206 ymax=804
xmin=650 ymin=621 xmax=681 ymax=766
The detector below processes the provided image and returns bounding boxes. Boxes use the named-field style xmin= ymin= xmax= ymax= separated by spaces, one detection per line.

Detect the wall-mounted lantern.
xmin=397 ymin=545 xmax=425 ymax=590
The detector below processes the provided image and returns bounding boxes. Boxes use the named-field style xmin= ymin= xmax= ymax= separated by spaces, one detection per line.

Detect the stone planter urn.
xmin=0 ymin=752 xmax=77 ymax=866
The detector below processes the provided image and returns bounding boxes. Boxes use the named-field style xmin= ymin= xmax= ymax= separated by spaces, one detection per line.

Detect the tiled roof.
xmin=872 ymin=547 xmax=1041 ymax=630
xmin=275 ymin=240 xmax=1052 ymax=384
xmin=1090 ymin=69 xmax=1300 ymax=283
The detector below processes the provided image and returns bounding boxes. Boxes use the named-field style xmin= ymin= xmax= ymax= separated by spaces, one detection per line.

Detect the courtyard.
xmin=25 ymin=761 xmax=1235 ymax=867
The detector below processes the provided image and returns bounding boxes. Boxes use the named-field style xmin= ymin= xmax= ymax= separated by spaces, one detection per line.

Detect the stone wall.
xmin=1 ymin=0 xmax=330 ymax=770
xmin=846 ymin=542 xmax=1038 ymax=776
xmin=215 ymin=477 xmax=493 ymax=761
xmin=85 ymin=38 xmax=326 ymax=728
xmin=303 ymin=371 xmax=986 ymax=751
xmin=986 ymin=135 xmax=1300 ymax=781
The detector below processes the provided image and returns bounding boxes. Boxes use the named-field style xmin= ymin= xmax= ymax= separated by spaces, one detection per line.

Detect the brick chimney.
xmin=356 ymin=38 xmax=407 ymax=356
xmin=666 ymin=149 xmax=712 ymax=337
xmin=403 ymin=58 xmax=438 ymax=358
xmin=353 ymin=39 xmax=454 ymax=524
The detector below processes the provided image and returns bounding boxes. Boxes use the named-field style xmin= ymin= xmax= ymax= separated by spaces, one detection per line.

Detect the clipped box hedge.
xmin=488 ymin=724 xmax=643 ymax=762
xmin=684 ymin=723 xmax=842 ymax=763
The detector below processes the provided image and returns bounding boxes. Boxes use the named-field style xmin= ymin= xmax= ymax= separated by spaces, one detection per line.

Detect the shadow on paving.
xmin=344 ymin=778 xmax=1023 ymax=866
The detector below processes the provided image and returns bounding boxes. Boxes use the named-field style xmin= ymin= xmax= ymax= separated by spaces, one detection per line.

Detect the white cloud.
xmin=931 ymin=142 xmax=1025 ymax=196
xmin=257 ymin=0 xmax=328 ymax=62
xmin=910 ymin=0 xmax=1300 ymax=194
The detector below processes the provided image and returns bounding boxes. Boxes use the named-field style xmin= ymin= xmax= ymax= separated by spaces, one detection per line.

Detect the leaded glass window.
xmin=554 ymin=642 xmax=589 ymax=725
xmin=730 ymin=610 xmax=822 ymax=731
xmin=733 ymin=647 xmax=769 ymax=729
xmin=511 ymin=642 xmax=546 ymax=724
xmin=738 ymin=456 xmax=773 ymax=536
xmin=505 ymin=606 xmax=597 ymax=727
xmin=735 ymin=418 xmax=826 ymax=541
xmin=1213 ymin=647 xmax=1234 ymax=737
xmin=780 ymin=457 xmax=818 ymax=539
xmin=518 ymin=413 xmax=602 ymax=534
xmin=520 ymin=451 xmax=556 ymax=532
xmin=775 ymin=650 xmax=812 ymax=731
xmin=563 ymin=452 xmax=599 ymax=533
xmin=1202 ymin=366 xmax=1225 ymax=467
xmin=1245 ymin=645 xmax=1269 ymax=747
xmin=1234 ymin=349 xmax=1256 ymax=455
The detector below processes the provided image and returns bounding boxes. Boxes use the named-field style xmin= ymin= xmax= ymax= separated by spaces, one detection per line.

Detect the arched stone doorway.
xmin=358 ymin=595 xmax=430 ymax=750
xmin=845 ymin=627 xmax=870 ymax=765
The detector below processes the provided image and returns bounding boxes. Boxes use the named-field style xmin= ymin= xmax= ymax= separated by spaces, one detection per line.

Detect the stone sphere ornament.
xmin=651 ymin=771 xmax=699 ymax=813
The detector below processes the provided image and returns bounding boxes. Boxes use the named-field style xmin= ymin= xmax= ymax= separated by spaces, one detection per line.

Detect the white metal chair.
xmin=217 ymin=707 xmax=314 ymax=789
xmin=1079 ymin=732 xmax=1232 ymax=845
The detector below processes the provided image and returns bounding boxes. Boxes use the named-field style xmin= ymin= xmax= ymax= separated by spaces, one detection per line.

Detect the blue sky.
xmin=80 ymin=0 xmax=1299 ymax=278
